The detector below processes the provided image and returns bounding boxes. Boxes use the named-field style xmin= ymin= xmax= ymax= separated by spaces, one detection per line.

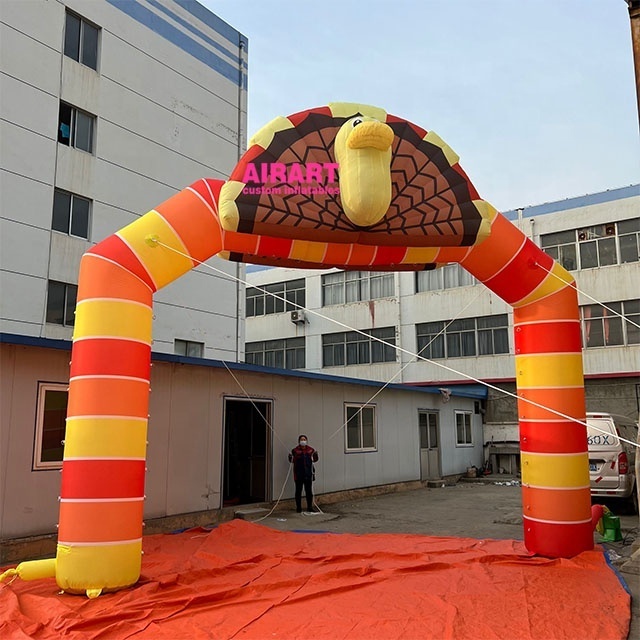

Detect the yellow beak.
xmin=347 ymin=121 xmax=394 ymax=151
xmin=334 ymin=117 xmax=394 ymax=227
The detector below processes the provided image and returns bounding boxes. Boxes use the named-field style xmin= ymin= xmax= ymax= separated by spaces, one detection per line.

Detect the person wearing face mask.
xmin=288 ymin=435 xmax=319 ymax=513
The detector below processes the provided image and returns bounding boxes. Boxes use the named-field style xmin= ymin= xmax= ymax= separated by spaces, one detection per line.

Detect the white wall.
xmin=0 ymin=0 xmax=246 ymax=360
xmin=246 ymin=188 xmax=640 ymax=383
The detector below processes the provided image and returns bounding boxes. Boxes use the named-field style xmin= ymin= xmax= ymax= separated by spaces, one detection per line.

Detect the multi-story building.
xmin=246 ymin=184 xmax=640 ymax=449
xmin=1 ymin=0 xmax=248 ymax=357
xmin=0 ymin=0 xmax=250 ymax=541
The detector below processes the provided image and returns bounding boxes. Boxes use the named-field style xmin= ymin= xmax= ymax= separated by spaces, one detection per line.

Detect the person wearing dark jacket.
xmin=288 ymin=434 xmax=319 ymax=513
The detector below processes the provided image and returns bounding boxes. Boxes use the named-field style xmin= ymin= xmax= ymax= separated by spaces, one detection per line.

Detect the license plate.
xmin=589 ymin=463 xmax=598 ymax=472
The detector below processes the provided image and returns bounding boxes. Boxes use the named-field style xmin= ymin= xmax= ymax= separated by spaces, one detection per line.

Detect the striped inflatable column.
xmin=460 ymin=210 xmax=591 ymax=558
xmin=513 ymin=284 xmax=591 ymax=557
xmin=58 ymin=251 xmax=154 ymax=596
xmin=57 ymin=179 xmax=224 ymax=596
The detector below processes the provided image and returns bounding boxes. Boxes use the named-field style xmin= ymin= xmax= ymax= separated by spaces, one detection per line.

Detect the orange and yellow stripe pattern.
xmin=57 ymin=180 xmax=224 ymax=595
xmin=460 ymin=213 xmax=591 ymax=559
xmin=56 ymin=168 xmax=590 ymax=594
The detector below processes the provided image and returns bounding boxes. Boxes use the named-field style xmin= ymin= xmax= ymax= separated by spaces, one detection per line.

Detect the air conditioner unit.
xmin=290 ymin=310 xmax=306 ymax=323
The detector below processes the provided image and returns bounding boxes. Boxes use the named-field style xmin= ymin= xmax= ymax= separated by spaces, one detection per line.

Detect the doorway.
xmin=419 ymin=411 xmax=441 ymax=480
xmin=223 ymin=398 xmax=271 ymax=507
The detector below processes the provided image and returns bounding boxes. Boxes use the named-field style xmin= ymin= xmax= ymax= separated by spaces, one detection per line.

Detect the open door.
xmin=223 ymin=398 xmax=271 ymax=507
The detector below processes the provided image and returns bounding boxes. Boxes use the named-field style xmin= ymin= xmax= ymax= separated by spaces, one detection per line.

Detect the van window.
xmin=618 ymin=422 xmax=638 ymax=446
xmin=587 ymin=416 xmax=638 ymax=448
xmin=586 ymin=418 xmax=618 ymax=447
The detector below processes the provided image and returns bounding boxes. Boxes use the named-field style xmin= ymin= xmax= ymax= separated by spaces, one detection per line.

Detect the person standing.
xmin=288 ymin=435 xmax=319 ymax=513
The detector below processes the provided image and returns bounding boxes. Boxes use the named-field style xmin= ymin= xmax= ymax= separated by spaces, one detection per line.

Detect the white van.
xmin=587 ymin=412 xmax=638 ymax=514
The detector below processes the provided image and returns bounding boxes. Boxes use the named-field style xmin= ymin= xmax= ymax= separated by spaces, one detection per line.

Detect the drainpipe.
xmin=626 ymin=1 xmax=640 ymax=129
xmin=235 ymin=37 xmax=247 ymax=362
xmin=395 ymin=272 xmax=403 ymax=382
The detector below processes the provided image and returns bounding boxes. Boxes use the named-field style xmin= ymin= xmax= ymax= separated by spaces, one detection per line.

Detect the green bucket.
xmin=601 ymin=513 xmax=622 ymax=542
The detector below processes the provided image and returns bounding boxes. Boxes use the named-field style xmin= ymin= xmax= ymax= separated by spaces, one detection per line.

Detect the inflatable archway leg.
xmin=56 ymin=179 xmax=225 ymax=595
xmin=458 ymin=210 xmax=591 ymax=558
xmin=513 ymin=285 xmax=592 ymax=556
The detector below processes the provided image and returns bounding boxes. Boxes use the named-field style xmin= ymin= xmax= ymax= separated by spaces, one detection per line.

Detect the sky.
xmin=203 ymin=0 xmax=639 ymax=213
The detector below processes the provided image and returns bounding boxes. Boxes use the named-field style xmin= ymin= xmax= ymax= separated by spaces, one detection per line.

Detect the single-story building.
xmin=1 ymin=333 xmax=486 ymax=544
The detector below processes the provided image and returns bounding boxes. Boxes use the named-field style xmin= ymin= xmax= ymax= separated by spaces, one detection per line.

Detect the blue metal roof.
xmin=0 ymin=333 xmax=487 ymax=399
xmin=503 ymin=184 xmax=639 ymax=221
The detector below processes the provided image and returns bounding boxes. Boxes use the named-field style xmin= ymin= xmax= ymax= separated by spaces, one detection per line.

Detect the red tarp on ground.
xmin=0 ymin=520 xmax=630 ymax=639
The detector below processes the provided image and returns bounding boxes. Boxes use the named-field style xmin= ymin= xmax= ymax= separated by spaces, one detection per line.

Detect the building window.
xmin=322 ymin=271 xmax=394 ymax=305
xmin=58 ymin=102 xmax=95 ymax=153
xmin=245 ymin=337 xmax=305 ymax=369
xmin=618 ymin=218 xmax=640 ymax=263
xmin=64 ymin=11 xmax=99 ymax=70
xmin=477 ymin=315 xmax=510 ymax=355
xmin=540 ymin=230 xmax=577 ymax=270
xmin=578 ymin=223 xmax=618 ymax=268
xmin=416 ymin=315 xmax=509 ymax=359
xmin=322 ymin=327 xmax=396 ymax=367
xmin=541 ymin=218 xmax=639 ymax=270
xmin=445 ymin=318 xmax=477 ymax=358
xmin=345 ymin=404 xmax=377 ymax=452
xmin=419 ymin=411 xmax=439 ymax=449
xmin=174 ymin=339 xmax=204 ymax=358
xmin=415 ymin=321 xmax=445 ymax=359
xmin=246 ymin=279 xmax=305 ymax=317
xmin=52 ymin=189 xmax=91 ymax=239
xmin=415 ymin=263 xmax=476 ymax=293
xmin=34 ymin=383 xmax=68 ymax=469
xmin=46 ymin=281 xmax=77 ymax=326
xmin=455 ymin=412 xmax=473 ymax=446
xmin=626 ymin=299 xmax=640 ymax=345
xmin=581 ymin=299 xmax=639 ymax=348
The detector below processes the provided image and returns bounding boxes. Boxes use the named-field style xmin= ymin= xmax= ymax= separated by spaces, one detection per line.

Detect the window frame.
xmin=344 ymin=403 xmax=377 ymax=453
xmin=58 ymin=102 xmax=95 ymax=153
xmin=46 ymin=280 xmax=77 ymax=326
xmin=580 ymin=299 xmax=640 ymax=348
xmin=416 ymin=315 xmax=509 ymax=360
xmin=52 ymin=188 xmax=91 ymax=239
xmin=322 ymin=270 xmax=394 ymax=306
xmin=445 ymin=318 xmax=476 ymax=358
xmin=618 ymin=218 xmax=640 ymax=264
xmin=174 ymin=339 xmax=204 ymax=358
xmin=455 ymin=411 xmax=473 ymax=447
xmin=541 ymin=218 xmax=640 ymax=270
xmin=415 ymin=264 xmax=476 ymax=293
xmin=246 ymin=279 xmax=305 ymax=317
xmin=33 ymin=382 xmax=68 ymax=470
xmin=322 ymin=327 xmax=396 ymax=367
xmin=624 ymin=299 xmax=640 ymax=345
xmin=245 ymin=337 xmax=305 ymax=370
xmin=64 ymin=10 xmax=100 ymax=71
xmin=477 ymin=315 xmax=510 ymax=356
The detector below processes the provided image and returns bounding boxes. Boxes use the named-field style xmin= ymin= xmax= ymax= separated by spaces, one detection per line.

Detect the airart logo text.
xmin=241 ymin=162 xmax=340 ymax=195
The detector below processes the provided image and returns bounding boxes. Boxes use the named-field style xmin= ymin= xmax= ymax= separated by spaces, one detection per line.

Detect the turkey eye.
xmin=352 ymin=118 xmax=362 ymax=127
